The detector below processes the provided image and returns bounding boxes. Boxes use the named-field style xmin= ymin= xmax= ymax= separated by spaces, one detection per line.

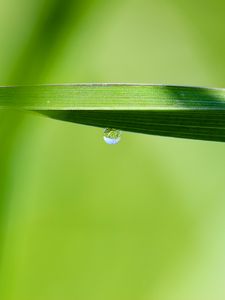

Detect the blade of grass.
xmin=1 ymin=83 xmax=225 ymax=142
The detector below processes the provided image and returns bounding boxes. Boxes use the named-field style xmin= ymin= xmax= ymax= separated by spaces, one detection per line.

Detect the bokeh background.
xmin=1 ymin=0 xmax=225 ymax=299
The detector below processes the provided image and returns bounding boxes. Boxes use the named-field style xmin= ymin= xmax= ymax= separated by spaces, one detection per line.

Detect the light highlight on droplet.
xmin=103 ymin=128 xmax=121 ymax=145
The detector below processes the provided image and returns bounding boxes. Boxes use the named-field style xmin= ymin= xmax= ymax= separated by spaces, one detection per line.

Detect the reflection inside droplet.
xmin=103 ymin=128 xmax=121 ymax=145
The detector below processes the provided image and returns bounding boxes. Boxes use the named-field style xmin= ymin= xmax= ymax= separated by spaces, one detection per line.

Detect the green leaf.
xmin=1 ymin=83 xmax=225 ymax=142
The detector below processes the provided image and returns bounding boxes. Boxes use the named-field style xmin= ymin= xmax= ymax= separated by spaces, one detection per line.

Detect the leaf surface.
xmin=1 ymin=84 xmax=225 ymax=142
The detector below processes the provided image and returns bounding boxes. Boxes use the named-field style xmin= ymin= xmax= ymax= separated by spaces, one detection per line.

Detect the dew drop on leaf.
xmin=103 ymin=128 xmax=121 ymax=145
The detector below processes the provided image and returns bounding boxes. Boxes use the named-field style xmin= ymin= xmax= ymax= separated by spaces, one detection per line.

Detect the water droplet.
xmin=103 ymin=128 xmax=121 ymax=145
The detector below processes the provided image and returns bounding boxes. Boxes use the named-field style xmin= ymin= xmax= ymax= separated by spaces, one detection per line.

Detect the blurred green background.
xmin=1 ymin=0 xmax=225 ymax=299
